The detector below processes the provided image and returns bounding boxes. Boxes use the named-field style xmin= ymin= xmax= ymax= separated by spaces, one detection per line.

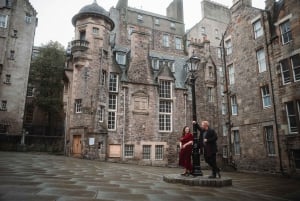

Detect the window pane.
xmin=234 ymin=130 xmax=240 ymax=155
xmin=286 ymin=102 xmax=298 ymax=133
xmin=109 ymin=74 xmax=118 ymax=92
xmin=257 ymin=49 xmax=266 ymax=72
xmin=280 ymin=21 xmax=292 ymax=44
xmin=291 ymin=54 xmax=300 ymax=81
xmin=253 ymin=20 xmax=263 ymax=38
xmin=108 ymin=111 xmax=116 ymax=130
xmin=280 ymin=59 xmax=291 ymax=84
xmin=155 ymin=145 xmax=164 ymax=160
xmin=142 ymin=145 xmax=151 ymax=159
xmin=265 ymin=126 xmax=275 ymax=155
xmin=159 ymin=80 xmax=171 ymax=98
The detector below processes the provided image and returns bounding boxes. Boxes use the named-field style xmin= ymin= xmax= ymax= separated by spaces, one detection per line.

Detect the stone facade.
xmin=221 ymin=0 xmax=300 ymax=174
xmin=0 ymin=0 xmax=37 ymax=135
xmin=63 ymin=0 xmax=300 ymax=175
xmin=64 ymin=0 xmax=193 ymax=167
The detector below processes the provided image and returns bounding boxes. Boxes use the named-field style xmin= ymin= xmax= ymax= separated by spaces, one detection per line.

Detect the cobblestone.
xmin=0 ymin=152 xmax=300 ymax=201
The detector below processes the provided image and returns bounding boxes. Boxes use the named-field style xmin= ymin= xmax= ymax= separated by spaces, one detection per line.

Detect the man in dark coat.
xmin=193 ymin=120 xmax=221 ymax=178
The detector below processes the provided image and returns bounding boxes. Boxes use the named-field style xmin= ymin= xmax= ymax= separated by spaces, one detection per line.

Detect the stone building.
xmin=0 ymin=0 xmax=37 ymax=136
xmin=64 ymin=0 xmax=212 ymax=166
xmin=64 ymin=0 xmax=300 ymax=175
xmin=265 ymin=0 xmax=300 ymax=174
xmin=186 ymin=0 xmax=231 ymax=167
xmin=221 ymin=0 xmax=300 ymax=174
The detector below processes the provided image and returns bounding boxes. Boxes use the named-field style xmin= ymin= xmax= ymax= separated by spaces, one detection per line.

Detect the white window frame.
xmin=261 ymin=85 xmax=271 ymax=108
xmin=163 ymin=34 xmax=169 ymax=47
xmin=291 ymin=54 xmax=300 ymax=82
xmin=201 ymin=27 xmax=206 ymax=35
xmin=128 ymin=26 xmax=134 ymax=40
xmin=280 ymin=59 xmax=291 ymax=85
xmin=225 ymin=39 xmax=232 ymax=55
xmin=207 ymin=87 xmax=214 ymax=102
xmin=228 ymin=64 xmax=234 ymax=85
xmin=101 ymin=70 xmax=106 ymax=86
xmin=233 ymin=130 xmax=240 ymax=155
xmin=75 ymin=99 xmax=82 ymax=113
xmin=159 ymin=100 xmax=172 ymax=132
xmin=257 ymin=49 xmax=267 ymax=72
xmin=170 ymin=22 xmax=175 ymax=29
xmin=125 ymin=144 xmax=134 ymax=158
xmin=231 ymin=95 xmax=238 ymax=115
xmin=253 ymin=20 xmax=263 ymax=39
xmin=159 ymin=80 xmax=171 ymax=98
xmin=155 ymin=145 xmax=164 ymax=160
xmin=25 ymin=13 xmax=32 ymax=24
xmin=98 ymin=105 xmax=105 ymax=123
xmin=152 ymin=58 xmax=160 ymax=70
xmin=222 ymin=125 xmax=227 ymax=136
xmin=142 ymin=145 xmax=151 ymax=160
xmin=286 ymin=102 xmax=298 ymax=134
xmin=108 ymin=94 xmax=117 ymax=130
xmin=175 ymin=37 xmax=182 ymax=50
xmin=155 ymin=18 xmax=160 ymax=25
xmin=137 ymin=14 xmax=143 ymax=21
xmin=109 ymin=73 xmax=118 ymax=92
xmin=0 ymin=14 xmax=8 ymax=28
xmin=280 ymin=20 xmax=292 ymax=45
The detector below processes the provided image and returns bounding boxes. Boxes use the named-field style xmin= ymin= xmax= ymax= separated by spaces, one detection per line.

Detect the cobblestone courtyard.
xmin=0 ymin=152 xmax=300 ymax=201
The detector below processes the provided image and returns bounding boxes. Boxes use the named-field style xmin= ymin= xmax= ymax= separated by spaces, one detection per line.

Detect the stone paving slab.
xmin=0 ymin=152 xmax=300 ymax=201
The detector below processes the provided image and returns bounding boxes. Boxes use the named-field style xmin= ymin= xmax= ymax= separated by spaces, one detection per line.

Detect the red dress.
xmin=179 ymin=132 xmax=193 ymax=172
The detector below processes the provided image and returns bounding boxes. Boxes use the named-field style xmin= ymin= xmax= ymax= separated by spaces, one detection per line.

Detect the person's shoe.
xmin=217 ymin=169 xmax=221 ymax=178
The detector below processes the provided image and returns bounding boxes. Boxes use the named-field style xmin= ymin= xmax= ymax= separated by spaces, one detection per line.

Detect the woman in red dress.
xmin=179 ymin=126 xmax=193 ymax=176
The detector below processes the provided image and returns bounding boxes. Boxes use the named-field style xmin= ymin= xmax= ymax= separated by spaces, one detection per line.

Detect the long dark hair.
xmin=182 ymin=126 xmax=189 ymax=136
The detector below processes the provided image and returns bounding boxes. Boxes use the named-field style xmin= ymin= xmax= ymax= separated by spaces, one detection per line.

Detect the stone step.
xmin=163 ymin=174 xmax=232 ymax=187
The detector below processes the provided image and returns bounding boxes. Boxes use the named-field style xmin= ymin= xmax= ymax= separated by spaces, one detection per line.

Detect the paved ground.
xmin=0 ymin=152 xmax=300 ymax=201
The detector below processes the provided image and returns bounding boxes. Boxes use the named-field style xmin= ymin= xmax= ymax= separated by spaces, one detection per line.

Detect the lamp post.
xmin=186 ymin=54 xmax=203 ymax=176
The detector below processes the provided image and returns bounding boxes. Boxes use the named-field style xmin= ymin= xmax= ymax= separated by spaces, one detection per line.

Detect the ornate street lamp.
xmin=185 ymin=54 xmax=203 ymax=176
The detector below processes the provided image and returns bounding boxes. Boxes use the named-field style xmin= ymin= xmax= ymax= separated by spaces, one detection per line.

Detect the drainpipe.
xmin=262 ymin=10 xmax=284 ymax=175
xmin=221 ymin=33 xmax=233 ymax=166
xmin=122 ymin=85 xmax=126 ymax=161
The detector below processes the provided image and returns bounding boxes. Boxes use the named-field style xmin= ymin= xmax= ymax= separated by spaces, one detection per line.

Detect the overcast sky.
xmin=29 ymin=0 xmax=264 ymax=48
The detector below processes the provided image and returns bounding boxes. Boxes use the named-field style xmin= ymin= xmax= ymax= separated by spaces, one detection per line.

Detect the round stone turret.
xmin=72 ymin=0 xmax=114 ymax=30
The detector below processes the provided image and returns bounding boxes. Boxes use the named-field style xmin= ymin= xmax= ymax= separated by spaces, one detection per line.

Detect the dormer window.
xmin=137 ymin=14 xmax=143 ymax=21
xmin=116 ymin=52 xmax=126 ymax=65
xmin=170 ymin=22 xmax=175 ymax=29
xmin=0 ymin=14 xmax=8 ymax=28
xmin=25 ymin=13 xmax=32 ymax=24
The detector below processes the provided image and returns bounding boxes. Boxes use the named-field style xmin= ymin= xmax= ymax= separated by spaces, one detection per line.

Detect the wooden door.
xmin=72 ymin=135 xmax=81 ymax=156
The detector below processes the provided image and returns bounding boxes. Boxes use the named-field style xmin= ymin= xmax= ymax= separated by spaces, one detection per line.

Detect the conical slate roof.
xmin=72 ymin=0 xmax=114 ymax=30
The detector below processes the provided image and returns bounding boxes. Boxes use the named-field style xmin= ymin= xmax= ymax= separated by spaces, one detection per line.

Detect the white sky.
xmin=29 ymin=0 xmax=264 ymax=48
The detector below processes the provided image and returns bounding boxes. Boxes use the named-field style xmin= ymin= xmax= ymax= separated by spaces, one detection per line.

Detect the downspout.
xmin=122 ymin=85 xmax=126 ymax=161
xmin=221 ymin=33 xmax=233 ymax=165
xmin=262 ymin=10 xmax=284 ymax=175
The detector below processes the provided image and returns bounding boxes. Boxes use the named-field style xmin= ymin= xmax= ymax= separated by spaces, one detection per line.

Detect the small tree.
xmin=29 ymin=41 xmax=65 ymax=135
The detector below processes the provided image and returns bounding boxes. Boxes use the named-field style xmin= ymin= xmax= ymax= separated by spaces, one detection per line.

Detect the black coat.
xmin=195 ymin=123 xmax=218 ymax=157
